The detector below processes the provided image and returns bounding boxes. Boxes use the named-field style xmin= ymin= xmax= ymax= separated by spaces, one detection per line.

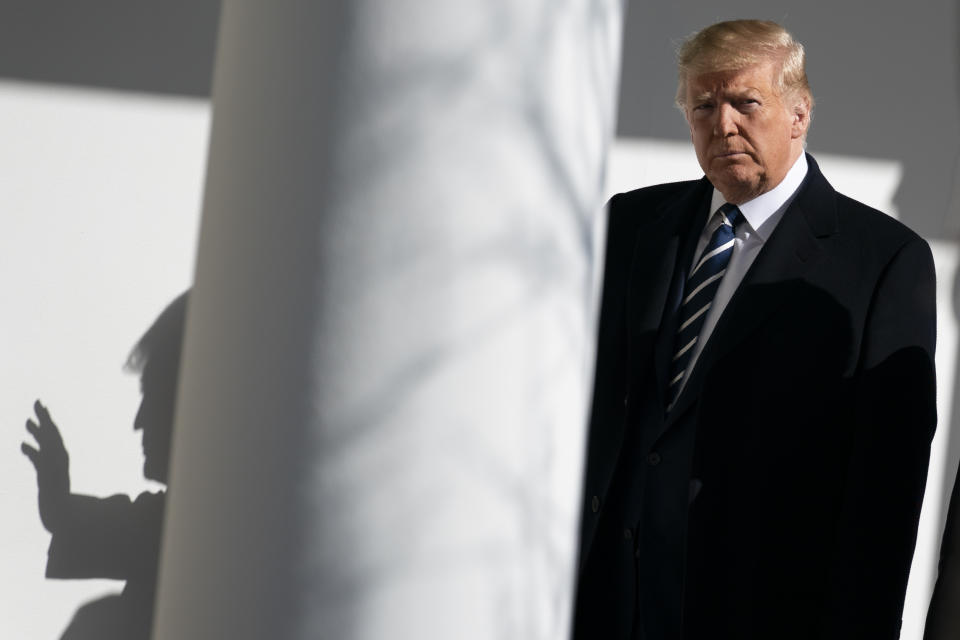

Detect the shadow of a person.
xmin=21 ymin=291 xmax=188 ymax=640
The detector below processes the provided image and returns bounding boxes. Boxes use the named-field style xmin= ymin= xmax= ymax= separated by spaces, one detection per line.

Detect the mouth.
xmin=715 ymin=150 xmax=749 ymax=159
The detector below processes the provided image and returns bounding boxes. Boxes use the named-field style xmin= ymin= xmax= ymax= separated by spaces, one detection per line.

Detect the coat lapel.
xmin=626 ymin=179 xmax=713 ymax=412
xmin=664 ymin=155 xmax=840 ymax=427
xmin=627 ymin=181 xmax=710 ymax=337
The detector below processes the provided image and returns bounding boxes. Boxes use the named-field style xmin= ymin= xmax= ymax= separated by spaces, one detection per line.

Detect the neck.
xmin=720 ymin=147 xmax=805 ymax=205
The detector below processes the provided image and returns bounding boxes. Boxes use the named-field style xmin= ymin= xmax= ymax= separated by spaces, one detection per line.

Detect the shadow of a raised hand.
xmin=22 ymin=400 xmax=71 ymax=533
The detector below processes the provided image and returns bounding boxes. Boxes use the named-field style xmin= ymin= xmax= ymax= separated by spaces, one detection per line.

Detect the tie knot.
xmin=717 ymin=203 xmax=742 ymax=230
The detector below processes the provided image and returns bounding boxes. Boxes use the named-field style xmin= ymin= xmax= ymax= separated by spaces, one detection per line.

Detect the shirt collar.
xmin=709 ymin=152 xmax=808 ymax=241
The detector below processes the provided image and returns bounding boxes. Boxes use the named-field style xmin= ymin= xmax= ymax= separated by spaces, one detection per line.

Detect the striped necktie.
xmin=667 ymin=202 xmax=742 ymax=412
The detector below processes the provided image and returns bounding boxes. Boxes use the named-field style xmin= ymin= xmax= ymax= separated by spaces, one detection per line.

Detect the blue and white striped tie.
xmin=667 ymin=203 xmax=741 ymax=412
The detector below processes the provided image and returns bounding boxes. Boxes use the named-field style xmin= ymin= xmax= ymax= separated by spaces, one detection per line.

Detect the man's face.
xmin=685 ymin=60 xmax=808 ymax=204
xmin=134 ymin=364 xmax=176 ymax=484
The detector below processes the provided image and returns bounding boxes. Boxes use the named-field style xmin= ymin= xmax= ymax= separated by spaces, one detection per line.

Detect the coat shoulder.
xmin=605 ymin=179 xmax=704 ymax=237
xmin=834 ymin=192 xmax=931 ymax=261
xmin=609 ymin=179 xmax=703 ymax=214
xmin=806 ymin=154 xmax=927 ymax=254
xmin=837 ymin=193 xmax=923 ymax=241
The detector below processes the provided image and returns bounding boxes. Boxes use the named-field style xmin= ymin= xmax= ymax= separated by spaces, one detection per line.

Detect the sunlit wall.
xmin=0 ymin=81 xmax=208 ymax=638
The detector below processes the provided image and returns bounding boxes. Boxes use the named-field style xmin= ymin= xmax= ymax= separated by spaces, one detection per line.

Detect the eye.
xmin=691 ymin=102 xmax=714 ymax=117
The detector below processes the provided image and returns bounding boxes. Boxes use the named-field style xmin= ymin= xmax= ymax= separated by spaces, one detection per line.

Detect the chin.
xmin=712 ymin=172 xmax=763 ymax=201
xmin=143 ymin=461 xmax=168 ymax=484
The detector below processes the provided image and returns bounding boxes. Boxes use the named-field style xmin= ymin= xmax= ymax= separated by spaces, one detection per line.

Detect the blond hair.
xmin=675 ymin=20 xmax=813 ymax=113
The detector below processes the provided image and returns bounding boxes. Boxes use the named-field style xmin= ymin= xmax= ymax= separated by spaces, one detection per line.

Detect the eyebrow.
xmin=691 ymin=86 xmax=764 ymax=103
xmin=690 ymin=91 xmax=715 ymax=104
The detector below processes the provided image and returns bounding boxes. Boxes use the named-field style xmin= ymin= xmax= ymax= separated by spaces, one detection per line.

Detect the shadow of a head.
xmin=125 ymin=291 xmax=188 ymax=484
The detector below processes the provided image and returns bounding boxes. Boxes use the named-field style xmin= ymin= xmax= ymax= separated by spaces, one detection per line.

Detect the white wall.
xmin=0 ymin=80 xmax=208 ymax=639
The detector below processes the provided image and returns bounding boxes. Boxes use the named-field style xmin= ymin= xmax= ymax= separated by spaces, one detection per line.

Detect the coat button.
xmin=591 ymin=495 xmax=600 ymax=513
xmin=623 ymin=528 xmax=633 ymax=540
xmin=647 ymin=452 xmax=661 ymax=466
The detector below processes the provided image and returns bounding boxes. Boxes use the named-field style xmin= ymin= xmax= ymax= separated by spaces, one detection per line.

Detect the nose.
xmin=714 ymin=103 xmax=739 ymax=137
xmin=134 ymin=398 xmax=145 ymax=431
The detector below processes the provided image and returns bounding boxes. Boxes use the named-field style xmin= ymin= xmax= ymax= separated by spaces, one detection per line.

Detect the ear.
xmin=790 ymin=96 xmax=811 ymax=139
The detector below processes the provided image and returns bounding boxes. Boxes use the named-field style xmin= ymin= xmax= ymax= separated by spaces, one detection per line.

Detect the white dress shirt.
xmin=675 ymin=152 xmax=808 ymax=396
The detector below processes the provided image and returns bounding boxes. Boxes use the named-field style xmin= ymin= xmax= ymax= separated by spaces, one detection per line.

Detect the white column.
xmin=153 ymin=2 xmax=625 ymax=638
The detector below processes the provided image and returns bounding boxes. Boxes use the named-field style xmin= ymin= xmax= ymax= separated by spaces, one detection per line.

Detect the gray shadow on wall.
xmin=3 ymin=0 xmax=956 ymax=239
xmin=0 ymin=0 xmax=220 ymax=97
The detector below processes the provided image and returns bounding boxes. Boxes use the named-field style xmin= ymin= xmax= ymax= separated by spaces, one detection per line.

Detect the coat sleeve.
xmin=823 ymin=236 xmax=937 ymax=638
xmin=45 ymin=491 xmax=165 ymax=581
